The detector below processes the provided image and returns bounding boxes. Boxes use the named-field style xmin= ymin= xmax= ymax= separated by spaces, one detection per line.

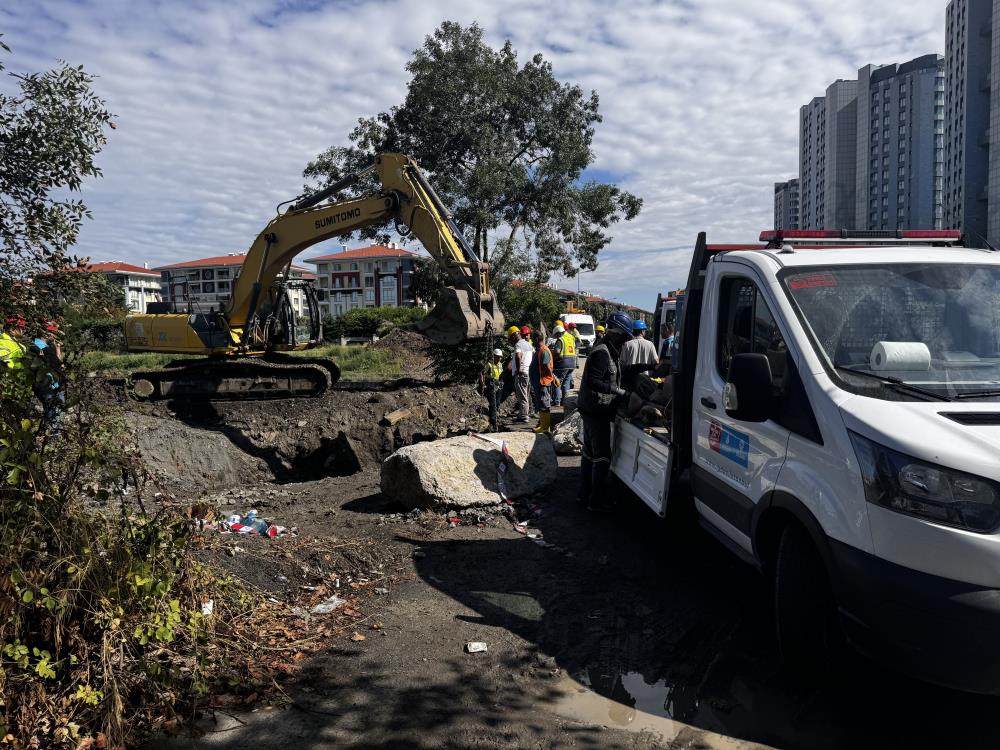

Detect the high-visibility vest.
xmin=486 ymin=361 xmax=502 ymax=381
xmin=536 ymin=343 xmax=555 ymax=386
xmin=560 ymin=332 xmax=577 ymax=358
xmin=0 ymin=333 xmax=25 ymax=369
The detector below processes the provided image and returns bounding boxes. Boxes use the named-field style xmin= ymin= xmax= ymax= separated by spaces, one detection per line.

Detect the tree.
xmin=303 ymin=21 xmax=642 ymax=288
xmin=0 ymin=36 xmax=116 ymax=331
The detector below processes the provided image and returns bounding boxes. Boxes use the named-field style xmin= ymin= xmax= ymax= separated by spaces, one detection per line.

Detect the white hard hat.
xmin=553 ymin=324 xmax=564 ymax=333
xmin=492 ymin=348 xmax=503 ymax=356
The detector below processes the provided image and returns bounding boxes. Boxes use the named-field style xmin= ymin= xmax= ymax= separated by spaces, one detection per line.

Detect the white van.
xmin=560 ymin=312 xmax=596 ymax=354
xmin=611 ymin=229 xmax=1000 ymax=693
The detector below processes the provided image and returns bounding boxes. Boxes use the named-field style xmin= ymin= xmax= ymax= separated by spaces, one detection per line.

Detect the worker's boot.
xmin=532 ymin=411 xmax=552 ymax=434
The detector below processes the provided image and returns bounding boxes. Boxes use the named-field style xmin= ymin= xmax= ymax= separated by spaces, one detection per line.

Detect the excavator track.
xmin=129 ymin=355 xmax=339 ymax=401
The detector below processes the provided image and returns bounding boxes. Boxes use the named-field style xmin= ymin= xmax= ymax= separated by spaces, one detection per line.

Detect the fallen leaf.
xmin=350 ymin=632 xmax=365 ymax=642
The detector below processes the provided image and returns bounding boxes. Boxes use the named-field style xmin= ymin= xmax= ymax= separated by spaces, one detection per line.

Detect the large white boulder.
xmin=552 ymin=410 xmax=583 ymax=456
xmin=380 ymin=432 xmax=556 ymax=508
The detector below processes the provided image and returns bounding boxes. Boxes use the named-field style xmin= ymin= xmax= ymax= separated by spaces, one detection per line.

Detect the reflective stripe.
xmin=486 ymin=362 xmax=502 ymax=381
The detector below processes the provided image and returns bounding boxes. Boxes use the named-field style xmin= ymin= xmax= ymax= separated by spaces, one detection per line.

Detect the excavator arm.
xmin=227 ymin=153 xmax=503 ymax=347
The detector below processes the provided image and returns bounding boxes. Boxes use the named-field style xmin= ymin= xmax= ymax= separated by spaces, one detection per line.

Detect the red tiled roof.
xmin=74 ymin=261 xmax=160 ymax=277
xmin=156 ymin=253 xmax=250 ymax=270
xmin=155 ymin=253 xmax=308 ymax=273
xmin=305 ymin=244 xmax=417 ymax=263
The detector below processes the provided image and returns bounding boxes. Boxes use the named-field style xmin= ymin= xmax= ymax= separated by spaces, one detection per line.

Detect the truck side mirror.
xmin=724 ymin=353 xmax=773 ymax=423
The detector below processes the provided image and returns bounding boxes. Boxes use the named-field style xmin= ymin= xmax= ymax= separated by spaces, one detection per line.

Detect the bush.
xmin=0 ymin=366 xmax=244 ymax=747
xmin=324 ymin=306 xmax=425 ymax=340
xmin=66 ymin=318 xmax=126 ymax=354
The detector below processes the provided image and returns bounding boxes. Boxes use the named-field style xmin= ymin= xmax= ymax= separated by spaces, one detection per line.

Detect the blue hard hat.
xmin=604 ymin=311 xmax=634 ymax=336
xmin=633 ymin=319 xmax=648 ymax=331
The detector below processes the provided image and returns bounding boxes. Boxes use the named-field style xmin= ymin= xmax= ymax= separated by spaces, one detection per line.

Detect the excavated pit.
xmin=129 ymin=381 xmax=485 ymax=491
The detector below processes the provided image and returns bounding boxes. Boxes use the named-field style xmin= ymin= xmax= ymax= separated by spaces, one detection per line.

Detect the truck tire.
xmin=774 ymin=522 xmax=839 ymax=676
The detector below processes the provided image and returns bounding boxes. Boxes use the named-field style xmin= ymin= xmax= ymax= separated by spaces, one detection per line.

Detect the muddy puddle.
xmin=549 ymin=675 xmax=769 ymax=749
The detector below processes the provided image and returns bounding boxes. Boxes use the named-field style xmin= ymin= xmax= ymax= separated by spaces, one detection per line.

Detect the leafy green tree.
xmin=500 ymin=282 xmax=564 ymax=331
xmin=0 ymin=36 xmax=115 ymax=331
xmin=304 ymin=21 xmax=641 ymax=286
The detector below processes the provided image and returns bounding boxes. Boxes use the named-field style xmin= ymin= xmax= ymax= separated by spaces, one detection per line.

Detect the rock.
xmin=381 ymin=408 xmax=413 ymax=426
xmin=380 ymin=432 xmax=557 ymax=509
xmin=552 ymin=410 xmax=583 ymax=456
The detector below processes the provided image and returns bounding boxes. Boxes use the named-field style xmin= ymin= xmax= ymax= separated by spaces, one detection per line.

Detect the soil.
xmin=133 ymin=366 xmax=1000 ymax=750
xmin=371 ymin=327 xmax=436 ymax=377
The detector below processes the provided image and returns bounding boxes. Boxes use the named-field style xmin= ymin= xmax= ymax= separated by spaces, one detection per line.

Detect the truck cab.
xmin=611 ymin=229 xmax=1000 ymax=693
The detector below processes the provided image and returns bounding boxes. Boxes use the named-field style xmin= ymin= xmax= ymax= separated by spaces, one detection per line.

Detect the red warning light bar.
xmin=760 ymin=229 xmax=962 ymax=243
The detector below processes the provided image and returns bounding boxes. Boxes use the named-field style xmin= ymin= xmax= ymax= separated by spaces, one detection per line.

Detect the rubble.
xmin=552 ymin=410 xmax=583 ymax=456
xmin=379 ymin=432 xmax=557 ymax=509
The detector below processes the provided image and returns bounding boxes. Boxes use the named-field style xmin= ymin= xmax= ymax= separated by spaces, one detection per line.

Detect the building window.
xmin=189 ymin=283 xmax=201 ymax=293
xmin=217 ymin=269 xmax=230 ymax=279
xmin=334 ymin=264 xmax=342 ymax=271
xmin=364 ymin=289 xmax=375 ymax=303
xmin=350 ymin=263 xmax=358 ymax=271
xmin=202 ymin=269 xmax=214 ymax=280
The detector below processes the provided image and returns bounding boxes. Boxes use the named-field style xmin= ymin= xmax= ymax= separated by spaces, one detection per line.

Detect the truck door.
xmin=691 ymin=272 xmax=791 ymax=554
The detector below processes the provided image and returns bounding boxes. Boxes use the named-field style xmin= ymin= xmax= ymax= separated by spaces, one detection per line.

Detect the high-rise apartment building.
xmin=856 ymin=56 xmax=945 ymax=231
xmin=773 ymin=179 xmax=801 ymax=229
xmin=799 ymin=97 xmax=827 ymax=228
xmin=798 ymin=81 xmax=859 ymax=229
xmin=824 ymin=80 xmax=860 ymax=229
xmin=944 ymin=0 xmax=997 ymax=244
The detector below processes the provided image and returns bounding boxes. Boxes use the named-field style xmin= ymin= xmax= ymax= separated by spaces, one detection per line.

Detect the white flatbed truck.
xmin=610 ymin=229 xmax=1000 ymax=693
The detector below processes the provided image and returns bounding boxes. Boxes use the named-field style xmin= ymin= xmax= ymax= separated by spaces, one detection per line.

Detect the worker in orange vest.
xmin=529 ymin=329 xmax=556 ymax=434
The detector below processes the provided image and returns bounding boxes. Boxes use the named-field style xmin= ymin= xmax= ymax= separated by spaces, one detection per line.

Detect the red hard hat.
xmin=567 ymin=322 xmax=576 ymax=328
xmin=5 ymin=315 xmax=25 ymax=328
xmin=45 ymin=321 xmax=59 ymax=332
xmin=520 ymin=325 xmax=530 ymax=335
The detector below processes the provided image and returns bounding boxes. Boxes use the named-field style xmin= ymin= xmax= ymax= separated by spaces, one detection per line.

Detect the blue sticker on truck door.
xmin=708 ymin=420 xmax=749 ymax=468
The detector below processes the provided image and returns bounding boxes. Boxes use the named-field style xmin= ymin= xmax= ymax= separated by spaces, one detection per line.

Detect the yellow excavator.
xmin=124 ymin=153 xmax=504 ymax=399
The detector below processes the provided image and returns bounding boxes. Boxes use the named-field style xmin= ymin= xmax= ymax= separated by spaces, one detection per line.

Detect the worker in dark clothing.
xmin=576 ymin=311 xmax=656 ymax=510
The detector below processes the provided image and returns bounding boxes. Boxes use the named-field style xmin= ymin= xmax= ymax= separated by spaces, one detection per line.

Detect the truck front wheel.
xmin=774 ymin=522 xmax=840 ymax=676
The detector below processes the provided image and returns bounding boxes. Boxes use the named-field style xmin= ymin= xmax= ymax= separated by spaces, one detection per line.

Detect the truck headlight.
xmin=849 ymin=431 xmax=1000 ymax=533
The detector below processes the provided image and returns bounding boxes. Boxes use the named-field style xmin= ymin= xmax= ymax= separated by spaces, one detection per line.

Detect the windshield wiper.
xmin=954 ymin=389 xmax=1000 ymax=400
xmin=833 ymin=364 xmax=952 ymax=402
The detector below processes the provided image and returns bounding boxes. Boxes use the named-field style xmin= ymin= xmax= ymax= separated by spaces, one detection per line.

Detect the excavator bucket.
xmin=417 ymin=287 xmax=505 ymax=346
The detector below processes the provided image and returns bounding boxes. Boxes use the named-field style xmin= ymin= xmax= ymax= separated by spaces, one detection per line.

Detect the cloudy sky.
xmin=4 ymin=0 xmax=948 ymax=308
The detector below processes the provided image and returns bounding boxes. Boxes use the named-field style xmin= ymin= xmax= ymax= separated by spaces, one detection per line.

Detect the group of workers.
xmin=480 ymin=309 xmax=676 ymax=513
xmin=0 ymin=315 xmax=65 ymax=420
xmin=480 ymin=320 xmax=590 ymax=434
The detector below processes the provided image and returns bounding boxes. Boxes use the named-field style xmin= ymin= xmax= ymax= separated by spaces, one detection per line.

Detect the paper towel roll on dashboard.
xmin=869 ymin=341 xmax=931 ymax=371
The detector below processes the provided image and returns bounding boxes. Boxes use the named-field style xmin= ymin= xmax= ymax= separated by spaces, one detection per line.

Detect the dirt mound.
xmin=372 ymin=327 xmax=434 ymax=377
xmin=132 ymin=381 xmax=486 ymax=490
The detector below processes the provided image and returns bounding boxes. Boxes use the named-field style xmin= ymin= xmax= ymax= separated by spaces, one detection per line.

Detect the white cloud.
xmin=2 ymin=0 xmax=948 ymax=307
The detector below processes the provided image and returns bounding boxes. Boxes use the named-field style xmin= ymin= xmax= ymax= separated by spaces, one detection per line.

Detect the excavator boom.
xmin=124 ymin=153 xmax=503 ymax=399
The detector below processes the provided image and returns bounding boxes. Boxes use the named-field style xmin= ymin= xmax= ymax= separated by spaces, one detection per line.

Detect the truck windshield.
xmin=575 ymin=323 xmax=595 ymax=335
xmin=781 ymin=263 xmax=1000 ymax=401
